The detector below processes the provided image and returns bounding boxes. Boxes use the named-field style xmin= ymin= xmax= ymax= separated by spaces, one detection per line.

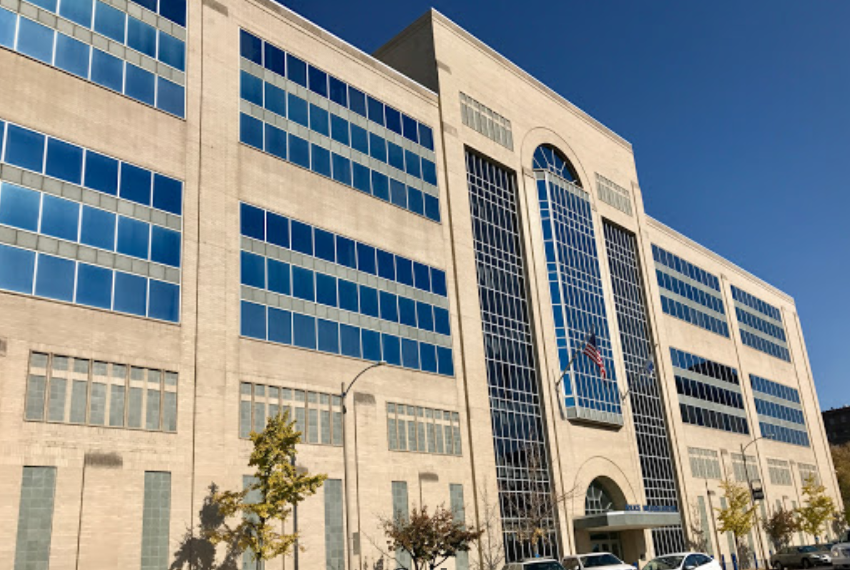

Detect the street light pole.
xmin=741 ymin=437 xmax=768 ymax=565
xmin=705 ymin=480 xmax=721 ymax=558
xmin=341 ymin=361 xmax=385 ymax=570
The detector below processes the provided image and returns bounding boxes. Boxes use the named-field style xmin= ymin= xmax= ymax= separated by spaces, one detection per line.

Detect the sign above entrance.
xmin=624 ymin=504 xmax=678 ymax=513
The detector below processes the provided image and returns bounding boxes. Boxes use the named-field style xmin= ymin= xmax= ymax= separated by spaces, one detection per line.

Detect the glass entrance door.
xmin=589 ymin=532 xmax=623 ymax=559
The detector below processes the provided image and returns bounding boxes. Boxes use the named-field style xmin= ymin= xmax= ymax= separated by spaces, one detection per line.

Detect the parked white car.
xmin=832 ymin=533 xmax=850 ymax=570
xmin=562 ymin=552 xmax=637 ymax=570
xmin=504 ymin=559 xmax=566 ymax=570
xmin=643 ymin=552 xmax=721 ymax=570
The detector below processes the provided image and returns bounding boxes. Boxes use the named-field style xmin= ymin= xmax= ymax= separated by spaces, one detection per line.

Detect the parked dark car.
xmin=770 ymin=545 xmax=832 ymax=569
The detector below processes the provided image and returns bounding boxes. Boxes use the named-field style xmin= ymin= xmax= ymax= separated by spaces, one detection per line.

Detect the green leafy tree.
xmin=716 ymin=478 xmax=755 ymax=566
xmin=795 ymin=474 xmax=836 ymax=542
xmin=204 ymin=411 xmax=327 ymax=563
xmin=763 ymin=507 xmax=799 ymax=550
xmin=381 ymin=504 xmax=483 ymax=570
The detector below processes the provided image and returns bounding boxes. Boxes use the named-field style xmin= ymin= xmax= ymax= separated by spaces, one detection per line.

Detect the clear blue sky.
xmin=278 ymin=1 xmax=850 ymax=409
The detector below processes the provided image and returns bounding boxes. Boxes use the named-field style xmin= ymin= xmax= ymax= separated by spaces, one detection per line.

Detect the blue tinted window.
xmin=350 ymin=124 xmax=368 ymax=154
xmin=288 ymin=133 xmax=309 ymax=168
xmin=240 ymin=203 xmax=265 ymax=240
xmin=241 ymin=301 xmax=266 ymax=339
xmin=395 ymin=257 xmax=413 ymax=286
xmin=240 ymin=113 xmax=263 ymax=150
xmin=316 ymin=273 xmax=337 ymax=307
xmin=309 ymin=105 xmax=329 ymax=137
xmin=311 ymin=145 xmax=331 ymax=178
xmin=420 ymin=343 xmax=437 ymax=373
xmin=159 ymin=0 xmax=186 ymax=27
xmin=330 ymin=115 xmax=349 ymax=146
xmin=419 ymin=124 xmax=434 ymax=151
xmin=338 ymin=279 xmax=358 ymax=312
xmin=351 ymin=163 xmax=370 ymax=193
xmin=369 ymin=133 xmax=386 ymax=162
xmin=407 ymin=187 xmax=423 ymax=216
xmin=153 ymin=174 xmax=182 ymax=215
xmin=149 ymin=279 xmax=179 ymax=321
xmin=329 ymin=76 xmax=347 ymax=107
xmin=130 ymin=0 xmax=155 ymax=13
xmin=29 ymin=0 xmax=57 ymax=12
xmin=94 ymin=1 xmax=125 ymax=42
xmin=76 ymin=263 xmax=112 ymax=309
xmin=356 ymin=243 xmax=375 ymax=275
xmin=91 ymin=49 xmax=124 ymax=92
xmin=424 ymin=194 xmax=440 ymax=222
xmin=5 ymin=125 xmax=45 ymax=172
xmin=308 ymin=66 xmax=327 ymax=97
xmin=265 ymin=123 xmax=287 ymax=160
xmin=127 ymin=17 xmax=156 ymax=57
xmin=390 ymin=179 xmax=406 ymax=208
xmin=265 ymin=82 xmax=286 ymax=117
xmin=113 ymin=271 xmax=147 ymax=316
xmin=431 ymin=269 xmax=447 ymax=296
xmin=293 ymin=313 xmax=316 ymax=349
xmin=434 ymin=307 xmax=450 ymax=336
xmin=120 ymin=163 xmax=152 ymax=206
xmin=0 ymin=183 xmax=40 ymax=231
xmin=80 ymin=206 xmax=116 ymax=250
xmin=332 ymin=154 xmax=351 ymax=186
xmin=286 ymin=93 xmax=308 ymax=126
xmin=125 ymin=64 xmax=156 ymax=105
xmin=17 ymin=17 xmax=55 ymax=64
xmin=422 ymin=159 xmax=437 ymax=186
xmin=41 ymin=195 xmax=79 ymax=241
xmin=387 ymin=142 xmax=404 ymax=171
xmin=413 ymin=262 xmax=430 ymax=291
xmin=381 ymin=334 xmax=400 ymax=366
xmin=336 ymin=236 xmax=356 ymax=269
xmin=317 ymin=319 xmax=339 ymax=353
xmin=417 ymin=302 xmax=434 ymax=332
xmin=398 ymin=297 xmax=416 ymax=327
xmin=290 ymin=220 xmax=312 ymax=254
xmin=385 ymin=107 xmax=402 ymax=135
xmin=0 ymin=244 xmax=35 ymax=294
xmin=158 ymin=31 xmax=184 ymax=71
xmin=314 ymin=228 xmax=334 ymax=262
xmin=268 ymin=307 xmax=292 ymax=344
xmin=45 ymin=139 xmax=83 ymax=184
xmin=348 ymin=87 xmax=366 ymax=117
xmin=55 ymin=33 xmax=90 ymax=78
xmin=286 ymin=53 xmax=307 ymax=87
xmin=402 ymin=116 xmax=419 ymax=143
xmin=156 ymin=77 xmax=184 ymax=117
xmin=241 ymin=251 xmax=265 ymax=288
xmin=405 ymin=151 xmax=421 ymax=178
xmin=0 ymin=8 xmax=14 ymax=49
xmin=267 ymin=259 xmax=290 ymax=295
xmin=371 ymin=172 xmax=389 ymax=201
xmin=367 ymin=97 xmax=384 ymax=126
xmin=240 ymin=30 xmax=262 ymax=64
xmin=116 ymin=216 xmax=150 ymax=259
xmin=340 ymin=324 xmax=360 ymax=358
xmin=266 ymin=213 xmax=289 ymax=248
xmin=401 ymin=339 xmax=419 ymax=369
xmin=379 ymin=291 xmax=398 ymax=323
xmin=60 ymin=0 xmax=92 ymax=26
xmin=359 ymin=285 xmax=378 ymax=318
xmin=35 ymin=254 xmax=75 ymax=301
xmin=264 ymin=43 xmax=285 ymax=75
xmin=292 ymin=266 xmax=315 ymax=302
xmin=377 ymin=250 xmax=394 ymax=280
xmin=240 ymin=71 xmax=263 ymax=106
xmin=361 ymin=328 xmax=381 ymax=361
xmin=151 ymin=226 xmax=180 ymax=267
xmin=437 ymin=347 xmax=454 ymax=376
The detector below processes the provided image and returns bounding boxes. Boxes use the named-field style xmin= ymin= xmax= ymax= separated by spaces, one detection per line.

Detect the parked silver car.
xmin=770 ymin=545 xmax=832 ymax=569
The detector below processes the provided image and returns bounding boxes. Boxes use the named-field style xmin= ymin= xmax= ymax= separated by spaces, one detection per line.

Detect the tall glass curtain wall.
xmin=0 ymin=119 xmax=182 ymax=321
xmin=465 ymin=150 xmax=559 ymax=562
xmin=0 ymin=0 xmax=186 ymax=117
xmin=238 ymin=30 xmax=441 ymax=222
xmin=533 ymin=146 xmax=620 ymax=426
xmin=239 ymin=203 xmax=454 ymax=376
xmin=603 ymin=222 xmax=685 ymax=554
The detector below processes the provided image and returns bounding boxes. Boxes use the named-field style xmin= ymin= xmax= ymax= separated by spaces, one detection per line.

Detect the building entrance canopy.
xmin=573 ymin=510 xmax=682 ymax=532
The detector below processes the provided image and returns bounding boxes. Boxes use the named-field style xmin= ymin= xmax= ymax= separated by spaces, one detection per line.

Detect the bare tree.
xmin=472 ymin=488 xmax=506 ymax=570
xmin=686 ymin=500 xmax=710 ymax=553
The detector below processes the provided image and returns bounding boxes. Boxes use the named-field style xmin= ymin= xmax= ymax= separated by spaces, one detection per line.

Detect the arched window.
xmin=532 ymin=144 xmax=581 ymax=186
xmin=585 ymin=479 xmax=619 ymax=514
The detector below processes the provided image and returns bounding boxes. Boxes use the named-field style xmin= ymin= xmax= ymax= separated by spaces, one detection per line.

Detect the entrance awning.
xmin=573 ymin=510 xmax=682 ymax=532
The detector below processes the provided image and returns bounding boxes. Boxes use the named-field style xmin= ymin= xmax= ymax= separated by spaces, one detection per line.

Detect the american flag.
xmin=582 ymin=333 xmax=606 ymax=378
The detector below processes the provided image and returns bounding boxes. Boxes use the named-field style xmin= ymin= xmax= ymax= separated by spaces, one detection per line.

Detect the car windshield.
xmin=800 ymin=546 xmax=818 ymax=553
xmin=645 ymin=556 xmax=685 ymax=570
xmin=581 ymin=554 xmax=623 ymax=567
xmin=525 ymin=562 xmax=566 ymax=570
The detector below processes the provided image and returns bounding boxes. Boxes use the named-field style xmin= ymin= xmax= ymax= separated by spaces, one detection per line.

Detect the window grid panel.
xmin=688 ymin=447 xmax=722 ymax=480
xmin=385 ymin=402 xmax=462 ymax=456
xmin=596 ymin=174 xmax=633 ymax=216
xmin=466 ymin=150 xmax=559 ymax=563
xmin=767 ymin=458 xmax=793 ymax=486
xmin=24 ymin=351 xmax=177 ymax=432
xmin=459 ymin=92 xmax=513 ymax=150
xmin=798 ymin=463 xmax=820 ymax=485
xmin=604 ymin=221 xmax=684 ymax=554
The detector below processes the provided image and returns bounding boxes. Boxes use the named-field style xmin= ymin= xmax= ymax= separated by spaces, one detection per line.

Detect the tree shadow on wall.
xmin=170 ymin=483 xmax=242 ymax=570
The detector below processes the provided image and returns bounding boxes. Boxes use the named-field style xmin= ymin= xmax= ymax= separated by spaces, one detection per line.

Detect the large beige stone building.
xmin=0 ymin=0 xmax=840 ymax=568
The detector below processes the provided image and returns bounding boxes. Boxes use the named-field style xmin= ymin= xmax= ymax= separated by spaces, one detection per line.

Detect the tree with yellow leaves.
xmin=716 ymin=478 xmax=755 ymax=564
xmin=795 ymin=474 xmax=836 ymax=542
